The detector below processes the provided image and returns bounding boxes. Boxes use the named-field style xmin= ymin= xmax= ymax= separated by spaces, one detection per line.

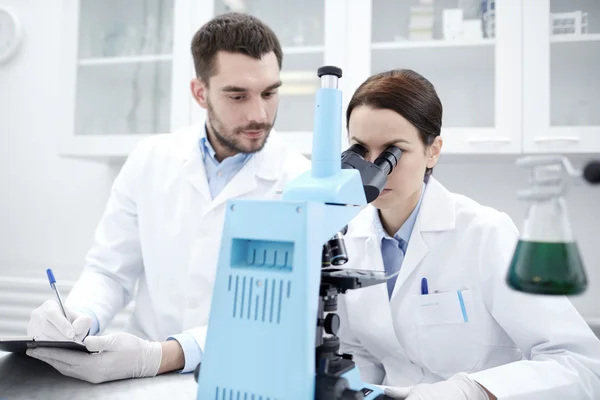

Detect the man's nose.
xmin=246 ymin=98 xmax=268 ymax=123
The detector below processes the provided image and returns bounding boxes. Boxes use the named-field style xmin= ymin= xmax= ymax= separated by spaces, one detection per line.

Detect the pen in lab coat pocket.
xmin=421 ymin=277 xmax=428 ymax=295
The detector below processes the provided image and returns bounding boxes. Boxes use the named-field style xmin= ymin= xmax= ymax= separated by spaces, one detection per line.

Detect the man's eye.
xmin=262 ymin=91 xmax=275 ymax=98
xmin=230 ymin=96 xmax=244 ymax=101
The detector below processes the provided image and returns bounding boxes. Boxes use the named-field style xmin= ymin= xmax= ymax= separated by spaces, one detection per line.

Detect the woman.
xmin=336 ymin=69 xmax=600 ymax=400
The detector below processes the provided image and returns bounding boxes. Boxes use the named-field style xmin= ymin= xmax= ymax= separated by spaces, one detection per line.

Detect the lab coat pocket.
xmin=411 ymin=290 xmax=480 ymax=376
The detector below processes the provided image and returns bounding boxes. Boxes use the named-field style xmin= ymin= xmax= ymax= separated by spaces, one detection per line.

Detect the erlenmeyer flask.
xmin=506 ymin=165 xmax=587 ymax=295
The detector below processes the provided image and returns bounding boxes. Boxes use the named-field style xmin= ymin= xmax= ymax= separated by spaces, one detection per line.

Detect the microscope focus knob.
xmin=315 ymin=375 xmax=363 ymax=400
xmin=324 ymin=313 xmax=340 ymax=335
xmin=193 ymin=363 xmax=200 ymax=382
xmin=340 ymin=389 xmax=365 ymax=400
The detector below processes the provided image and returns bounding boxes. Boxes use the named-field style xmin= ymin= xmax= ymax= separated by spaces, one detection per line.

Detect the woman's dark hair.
xmin=346 ymin=69 xmax=443 ymax=176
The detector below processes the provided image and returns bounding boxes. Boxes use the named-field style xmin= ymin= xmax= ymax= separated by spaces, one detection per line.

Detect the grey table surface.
xmin=0 ymin=351 xmax=198 ymax=400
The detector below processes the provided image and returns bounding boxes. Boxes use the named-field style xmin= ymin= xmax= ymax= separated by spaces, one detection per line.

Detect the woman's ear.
xmin=426 ymin=136 xmax=443 ymax=169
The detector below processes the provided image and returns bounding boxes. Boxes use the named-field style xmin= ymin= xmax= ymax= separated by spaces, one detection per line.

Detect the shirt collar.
xmin=375 ymin=183 xmax=426 ymax=245
xmin=199 ymin=124 xmax=251 ymax=165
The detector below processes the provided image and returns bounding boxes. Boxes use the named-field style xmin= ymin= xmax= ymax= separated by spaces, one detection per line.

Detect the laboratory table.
xmin=0 ymin=351 xmax=198 ymax=400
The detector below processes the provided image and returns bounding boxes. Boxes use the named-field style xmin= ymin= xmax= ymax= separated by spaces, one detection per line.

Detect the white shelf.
xmin=279 ymin=84 xmax=318 ymax=96
xmin=372 ymin=41 xmax=495 ymax=73
xmin=58 ymin=132 xmax=313 ymax=161
xmin=277 ymin=127 xmax=524 ymax=158
xmin=371 ymin=38 xmax=495 ymax=50
xmin=438 ymin=127 xmax=521 ymax=155
xmin=277 ymin=131 xmax=313 ymax=156
xmin=550 ymin=33 xmax=600 ymax=43
xmin=78 ymin=54 xmax=173 ymax=66
xmin=59 ymin=135 xmax=152 ymax=162
xmin=281 ymin=45 xmax=324 ymax=54
xmin=551 ymin=38 xmax=600 ymax=67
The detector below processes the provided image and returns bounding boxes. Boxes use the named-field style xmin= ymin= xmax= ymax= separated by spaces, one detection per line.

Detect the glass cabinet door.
xmin=524 ymin=0 xmax=600 ymax=153
xmin=75 ymin=0 xmax=175 ymax=136
xmin=550 ymin=0 xmax=599 ymax=128
xmin=214 ymin=0 xmax=325 ymax=133
xmin=347 ymin=0 xmax=522 ymax=154
xmin=372 ymin=0 xmax=495 ymax=128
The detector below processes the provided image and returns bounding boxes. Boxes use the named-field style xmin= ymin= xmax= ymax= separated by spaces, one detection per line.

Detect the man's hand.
xmin=385 ymin=373 xmax=492 ymax=400
xmin=28 ymin=300 xmax=92 ymax=342
xmin=26 ymin=332 xmax=162 ymax=384
xmin=379 ymin=385 xmax=411 ymax=398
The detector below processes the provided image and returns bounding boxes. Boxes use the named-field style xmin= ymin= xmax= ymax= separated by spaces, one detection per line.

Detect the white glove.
xmin=387 ymin=373 xmax=490 ymax=400
xmin=378 ymin=385 xmax=411 ymax=398
xmin=28 ymin=300 xmax=92 ymax=342
xmin=26 ymin=332 xmax=163 ymax=384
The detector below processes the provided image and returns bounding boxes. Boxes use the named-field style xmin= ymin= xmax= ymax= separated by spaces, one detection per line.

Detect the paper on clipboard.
xmin=0 ymin=336 xmax=91 ymax=353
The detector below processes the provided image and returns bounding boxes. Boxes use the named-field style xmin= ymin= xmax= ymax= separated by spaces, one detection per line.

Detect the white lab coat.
xmin=66 ymin=122 xmax=310 ymax=352
xmin=337 ymin=176 xmax=600 ymax=399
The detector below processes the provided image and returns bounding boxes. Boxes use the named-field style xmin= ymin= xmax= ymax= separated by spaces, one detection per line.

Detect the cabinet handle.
xmin=467 ymin=137 xmax=512 ymax=144
xmin=532 ymin=136 xmax=581 ymax=143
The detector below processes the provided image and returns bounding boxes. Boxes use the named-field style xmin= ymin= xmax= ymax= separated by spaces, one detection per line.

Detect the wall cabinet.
xmin=58 ymin=0 xmax=196 ymax=159
xmin=58 ymin=0 xmax=600 ymax=159
xmin=523 ymin=0 xmax=600 ymax=154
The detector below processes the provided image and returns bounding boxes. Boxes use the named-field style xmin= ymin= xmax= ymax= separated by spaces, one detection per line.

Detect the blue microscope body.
xmin=196 ymin=66 xmax=387 ymax=399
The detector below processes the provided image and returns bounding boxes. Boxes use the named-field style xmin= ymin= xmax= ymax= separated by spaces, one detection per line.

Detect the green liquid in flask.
xmin=506 ymin=240 xmax=587 ymax=295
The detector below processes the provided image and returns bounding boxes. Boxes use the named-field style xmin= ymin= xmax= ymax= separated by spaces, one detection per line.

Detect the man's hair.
xmin=191 ymin=12 xmax=283 ymax=84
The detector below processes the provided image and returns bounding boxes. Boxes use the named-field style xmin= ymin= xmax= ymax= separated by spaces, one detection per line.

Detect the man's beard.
xmin=207 ymin=98 xmax=275 ymax=155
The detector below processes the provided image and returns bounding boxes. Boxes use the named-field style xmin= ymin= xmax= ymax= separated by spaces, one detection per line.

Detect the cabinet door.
xmin=345 ymin=0 xmax=522 ymax=154
xmin=524 ymin=0 xmax=600 ymax=153
xmin=59 ymin=0 xmax=192 ymax=157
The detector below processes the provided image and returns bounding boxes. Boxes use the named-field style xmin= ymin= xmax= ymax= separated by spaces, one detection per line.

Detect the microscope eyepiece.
xmin=341 ymin=143 xmax=403 ymax=203
xmin=374 ymin=146 xmax=402 ymax=176
xmin=342 ymin=143 xmax=367 ymax=158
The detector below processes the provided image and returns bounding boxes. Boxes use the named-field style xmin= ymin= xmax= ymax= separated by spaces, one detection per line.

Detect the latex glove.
xmin=26 ymin=332 xmax=163 ymax=384
xmin=388 ymin=373 xmax=489 ymax=400
xmin=28 ymin=300 xmax=92 ymax=342
xmin=378 ymin=385 xmax=411 ymax=398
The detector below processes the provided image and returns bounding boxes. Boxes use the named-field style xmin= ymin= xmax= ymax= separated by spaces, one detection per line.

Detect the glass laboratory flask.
xmin=506 ymin=169 xmax=587 ymax=295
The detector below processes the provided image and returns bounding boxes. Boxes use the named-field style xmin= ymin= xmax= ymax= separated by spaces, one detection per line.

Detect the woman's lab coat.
xmin=337 ymin=176 xmax=600 ymax=399
xmin=66 ymin=121 xmax=309 ymax=352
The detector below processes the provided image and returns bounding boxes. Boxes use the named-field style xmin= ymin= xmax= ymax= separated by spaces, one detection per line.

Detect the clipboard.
xmin=0 ymin=336 xmax=91 ymax=353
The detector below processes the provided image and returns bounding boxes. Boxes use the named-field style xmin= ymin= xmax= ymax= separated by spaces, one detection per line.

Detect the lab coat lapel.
xmin=209 ymin=159 xmax=258 ymax=210
xmin=392 ymin=219 xmax=429 ymax=296
xmin=349 ymin=235 xmax=400 ymax=346
xmin=390 ymin=177 xmax=455 ymax=298
xmin=180 ymin=124 xmax=212 ymax=204
xmin=344 ymin=207 xmax=397 ymax=339
xmin=208 ymin=134 xmax=281 ymax=212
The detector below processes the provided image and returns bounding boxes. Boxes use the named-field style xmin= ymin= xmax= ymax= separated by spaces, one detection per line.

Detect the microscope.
xmin=195 ymin=66 xmax=401 ymax=399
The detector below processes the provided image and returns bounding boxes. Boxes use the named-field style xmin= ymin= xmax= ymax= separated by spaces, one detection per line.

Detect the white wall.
xmin=0 ymin=0 xmax=120 ymax=282
xmin=1 ymin=1 xmax=599 ymax=330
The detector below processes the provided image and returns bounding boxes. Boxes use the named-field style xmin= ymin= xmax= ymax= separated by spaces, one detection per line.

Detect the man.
xmin=26 ymin=12 xmax=310 ymax=384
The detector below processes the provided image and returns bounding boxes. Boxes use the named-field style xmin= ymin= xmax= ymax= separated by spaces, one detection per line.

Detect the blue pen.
xmin=421 ymin=277 xmax=429 ymax=295
xmin=46 ymin=268 xmax=68 ymax=319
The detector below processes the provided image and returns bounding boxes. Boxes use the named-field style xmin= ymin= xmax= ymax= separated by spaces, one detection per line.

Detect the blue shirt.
xmin=376 ymin=184 xmax=425 ymax=298
xmin=198 ymin=129 xmax=252 ymax=199
xmin=83 ymin=125 xmax=252 ymax=374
